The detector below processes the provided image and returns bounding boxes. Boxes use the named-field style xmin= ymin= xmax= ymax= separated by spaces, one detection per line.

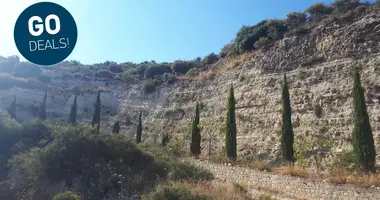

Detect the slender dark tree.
xmin=351 ymin=68 xmax=376 ymax=172
xmin=7 ymin=96 xmax=16 ymax=119
xmin=68 ymin=95 xmax=77 ymax=125
xmin=112 ymin=121 xmax=120 ymax=134
xmin=136 ymin=112 xmax=142 ymax=143
xmin=190 ymin=102 xmax=201 ymax=157
xmin=280 ymin=74 xmax=294 ymax=163
xmin=226 ymin=84 xmax=237 ymax=161
xmin=92 ymin=92 xmax=101 ymax=134
xmin=37 ymin=89 xmax=47 ymax=120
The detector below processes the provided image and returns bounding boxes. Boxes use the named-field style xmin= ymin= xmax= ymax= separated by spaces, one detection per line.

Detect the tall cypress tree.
xmin=190 ymin=102 xmax=201 ymax=157
xmin=226 ymin=84 xmax=237 ymax=161
xmin=7 ymin=96 xmax=16 ymax=120
xmin=280 ymin=74 xmax=294 ymax=163
xmin=112 ymin=121 xmax=120 ymax=134
xmin=68 ymin=95 xmax=77 ymax=125
xmin=92 ymin=92 xmax=101 ymax=134
xmin=352 ymin=68 xmax=376 ymax=172
xmin=38 ymin=89 xmax=47 ymax=120
xmin=136 ymin=112 xmax=142 ymax=143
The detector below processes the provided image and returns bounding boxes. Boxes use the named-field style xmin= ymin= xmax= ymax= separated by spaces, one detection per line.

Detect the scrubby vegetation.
xmin=0 ymin=110 xmax=214 ymax=200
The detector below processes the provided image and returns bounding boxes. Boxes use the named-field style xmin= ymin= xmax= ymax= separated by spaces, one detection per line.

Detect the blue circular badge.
xmin=14 ymin=2 xmax=78 ymax=66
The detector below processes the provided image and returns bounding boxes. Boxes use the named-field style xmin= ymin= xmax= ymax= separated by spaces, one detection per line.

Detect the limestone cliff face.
xmin=1 ymin=7 xmax=380 ymax=168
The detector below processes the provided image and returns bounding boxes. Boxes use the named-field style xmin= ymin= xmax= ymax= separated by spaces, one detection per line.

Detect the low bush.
xmin=171 ymin=60 xmax=196 ymax=74
xmin=186 ymin=68 xmax=200 ymax=77
xmin=108 ymin=64 xmax=124 ymax=73
xmin=305 ymin=3 xmax=333 ymax=21
xmin=234 ymin=19 xmax=286 ymax=53
xmin=253 ymin=37 xmax=272 ymax=49
xmin=203 ymin=53 xmax=219 ymax=65
xmin=300 ymin=55 xmax=325 ymax=67
xmin=285 ymin=12 xmax=306 ymax=29
xmin=95 ymin=69 xmax=114 ymax=78
xmin=162 ymin=73 xmax=177 ymax=84
xmin=52 ymin=191 xmax=80 ymax=200
xmin=170 ymin=161 xmax=214 ymax=182
xmin=144 ymin=64 xmax=172 ymax=79
xmin=9 ymin=125 xmax=167 ymax=200
xmin=284 ymin=25 xmax=310 ymax=37
xmin=14 ymin=62 xmax=42 ymax=78
xmin=331 ymin=0 xmax=360 ymax=14
xmin=332 ymin=150 xmax=356 ymax=170
xmin=143 ymin=80 xmax=156 ymax=94
xmin=220 ymin=43 xmax=237 ymax=58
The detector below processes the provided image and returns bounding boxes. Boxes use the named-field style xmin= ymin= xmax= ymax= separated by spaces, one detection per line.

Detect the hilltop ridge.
xmin=1 ymin=1 xmax=380 ymax=171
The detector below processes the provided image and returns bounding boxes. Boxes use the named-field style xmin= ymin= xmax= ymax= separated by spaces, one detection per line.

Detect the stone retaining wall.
xmin=189 ymin=159 xmax=380 ymax=200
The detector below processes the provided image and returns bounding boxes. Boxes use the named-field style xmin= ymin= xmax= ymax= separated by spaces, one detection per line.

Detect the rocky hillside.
xmin=1 ymin=3 xmax=380 ymax=169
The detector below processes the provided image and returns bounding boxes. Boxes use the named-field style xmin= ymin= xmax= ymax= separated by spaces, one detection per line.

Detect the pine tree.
xmin=351 ymin=68 xmax=376 ymax=172
xmin=112 ymin=121 xmax=120 ymax=134
xmin=280 ymin=74 xmax=295 ymax=163
xmin=190 ymin=102 xmax=201 ymax=157
xmin=92 ymin=92 xmax=101 ymax=134
xmin=136 ymin=112 xmax=142 ymax=143
xmin=38 ymin=89 xmax=47 ymax=120
xmin=68 ymin=95 xmax=77 ymax=125
xmin=7 ymin=96 xmax=16 ymax=120
xmin=226 ymin=84 xmax=237 ymax=161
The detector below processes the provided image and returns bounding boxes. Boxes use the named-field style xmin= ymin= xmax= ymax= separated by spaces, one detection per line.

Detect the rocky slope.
xmin=1 ymin=7 xmax=380 ymax=169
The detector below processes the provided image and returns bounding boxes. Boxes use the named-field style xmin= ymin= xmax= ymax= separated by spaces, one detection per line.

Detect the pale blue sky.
xmin=0 ymin=0 xmax=364 ymax=65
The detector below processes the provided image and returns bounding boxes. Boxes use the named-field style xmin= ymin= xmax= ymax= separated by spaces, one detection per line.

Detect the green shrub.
xmin=95 ymin=69 xmax=114 ymax=78
xmin=332 ymin=0 xmax=360 ymax=14
xmin=333 ymin=150 xmax=356 ymax=170
xmin=234 ymin=19 xmax=286 ymax=53
xmin=300 ymin=55 xmax=325 ymax=67
xmin=0 ymin=56 xmax=20 ymax=73
xmin=163 ymin=73 xmax=177 ymax=84
xmin=171 ymin=60 xmax=196 ymax=74
xmin=136 ymin=65 xmax=149 ymax=76
xmin=219 ymin=43 xmax=236 ymax=57
xmin=203 ymin=53 xmax=219 ymax=65
xmin=257 ymin=194 xmax=279 ymax=200
xmin=253 ymin=37 xmax=272 ymax=49
xmin=170 ymin=161 xmax=214 ymax=182
xmin=10 ymin=125 xmax=167 ymax=200
xmin=143 ymin=80 xmax=156 ymax=94
xmin=354 ymin=5 xmax=367 ymax=14
xmin=284 ymin=25 xmax=310 ymax=37
xmin=108 ymin=64 xmax=124 ymax=73
xmin=286 ymin=12 xmax=307 ymax=29
xmin=14 ymin=62 xmax=42 ymax=78
xmin=376 ymin=0 xmax=380 ymax=6
xmin=52 ymin=191 xmax=80 ymax=200
xmin=306 ymin=3 xmax=333 ymax=21
xmin=186 ymin=68 xmax=200 ymax=77
xmin=0 ymin=112 xmax=49 ymax=180
xmin=144 ymin=64 xmax=172 ymax=79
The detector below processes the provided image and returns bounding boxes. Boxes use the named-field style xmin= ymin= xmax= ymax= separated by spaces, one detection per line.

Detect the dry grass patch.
xmin=146 ymin=181 xmax=254 ymax=200
xmin=272 ymin=167 xmax=309 ymax=178
xmin=325 ymin=169 xmax=380 ymax=188
xmin=248 ymin=161 xmax=272 ymax=172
